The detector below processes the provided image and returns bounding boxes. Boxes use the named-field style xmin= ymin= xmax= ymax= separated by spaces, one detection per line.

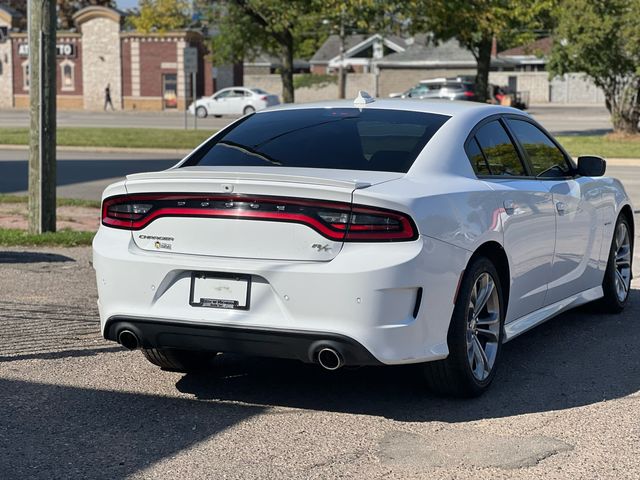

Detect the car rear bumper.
xmin=105 ymin=316 xmax=382 ymax=366
xmin=93 ymin=226 xmax=470 ymax=365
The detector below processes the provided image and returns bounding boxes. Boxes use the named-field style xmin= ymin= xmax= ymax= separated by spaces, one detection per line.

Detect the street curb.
xmin=0 ymin=144 xmax=190 ymax=155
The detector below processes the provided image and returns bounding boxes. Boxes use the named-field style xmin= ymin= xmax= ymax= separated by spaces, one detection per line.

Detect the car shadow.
xmin=0 ymin=378 xmax=264 ymax=479
xmin=0 ymin=251 xmax=76 ymax=264
xmin=176 ymin=288 xmax=640 ymax=423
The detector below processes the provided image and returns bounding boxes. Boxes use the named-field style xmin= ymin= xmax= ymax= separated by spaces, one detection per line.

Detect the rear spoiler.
xmin=126 ymin=169 xmax=374 ymax=190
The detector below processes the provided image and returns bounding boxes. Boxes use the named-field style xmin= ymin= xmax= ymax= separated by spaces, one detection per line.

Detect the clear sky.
xmin=115 ymin=0 xmax=138 ymax=10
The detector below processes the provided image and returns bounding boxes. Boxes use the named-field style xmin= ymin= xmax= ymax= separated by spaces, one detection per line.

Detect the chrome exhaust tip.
xmin=317 ymin=347 xmax=343 ymax=371
xmin=118 ymin=329 xmax=140 ymax=350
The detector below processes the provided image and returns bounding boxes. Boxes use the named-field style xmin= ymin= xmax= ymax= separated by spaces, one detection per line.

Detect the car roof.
xmin=258 ymin=98 xmax=525 ymax=118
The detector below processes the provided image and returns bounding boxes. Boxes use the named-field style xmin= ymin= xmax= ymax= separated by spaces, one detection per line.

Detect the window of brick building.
xmin=22 ymin=60 xmax=29 ymax=90
xmin=60 ymin=60 xmax=75 ymax=91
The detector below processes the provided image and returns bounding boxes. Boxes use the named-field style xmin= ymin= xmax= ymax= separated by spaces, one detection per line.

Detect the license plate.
xmin=189 ymin=272 xmax=251 ymax=310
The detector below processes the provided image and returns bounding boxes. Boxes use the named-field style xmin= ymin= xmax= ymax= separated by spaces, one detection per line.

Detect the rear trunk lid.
xmin=123 ymin=166 xmax=402 ymax=261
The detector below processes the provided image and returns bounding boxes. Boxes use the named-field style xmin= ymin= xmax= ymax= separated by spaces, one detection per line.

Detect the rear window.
xmin=250 ymin=88 xmax=267 ymax=94
xmin=182 ymin=108 xmax=449 ymax=173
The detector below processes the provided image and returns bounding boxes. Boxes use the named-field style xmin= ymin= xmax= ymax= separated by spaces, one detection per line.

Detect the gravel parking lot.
xmin=0 ymin=241 xmax=638 ymax=479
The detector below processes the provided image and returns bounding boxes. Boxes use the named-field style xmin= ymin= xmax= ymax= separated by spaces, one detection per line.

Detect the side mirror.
xmin=577 ymin=155 xmax=606 ymax=177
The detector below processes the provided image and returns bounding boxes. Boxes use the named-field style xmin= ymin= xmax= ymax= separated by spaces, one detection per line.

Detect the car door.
xmin=210 ymin=90 xmax=232 ymax=114
xmin=467 ymin=119 xmax=556 ymax=323
xmin=225 ymin=89 xmax=247 ymax=115
xmin=505 ymin=118 xmax=604 ymax=305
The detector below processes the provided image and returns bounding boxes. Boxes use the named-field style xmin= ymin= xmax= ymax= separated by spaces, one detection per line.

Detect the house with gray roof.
xmin=309 ymin=33 xmax=406 ymax=74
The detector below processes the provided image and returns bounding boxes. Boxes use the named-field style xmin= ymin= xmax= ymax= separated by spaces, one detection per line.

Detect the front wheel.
xmin=597 ymin=215 xmax=633 ymax=313
xmin=423 ymin=256 xmax=505 ymax=397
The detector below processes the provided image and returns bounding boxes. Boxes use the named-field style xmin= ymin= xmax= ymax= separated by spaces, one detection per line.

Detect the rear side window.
xmin=467 ymin=138 xmax=491 ymax=175
xmin=473 ymin=121 xmax=526 ymax=176
xmin=182 ymin=108 xmax=449 ymax=173
xmin=507 ymin=119 xmax=571 ymax=177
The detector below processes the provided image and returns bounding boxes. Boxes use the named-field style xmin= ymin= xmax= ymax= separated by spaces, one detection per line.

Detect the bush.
xmin=293 ymin=74 xmax=337 ymax=90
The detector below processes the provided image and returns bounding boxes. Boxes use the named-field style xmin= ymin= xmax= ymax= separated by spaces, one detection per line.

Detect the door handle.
xmin=503 ymin=199 xmax=515 ymax=214
xmin=556 ymin=202 xmax=567 ymax=214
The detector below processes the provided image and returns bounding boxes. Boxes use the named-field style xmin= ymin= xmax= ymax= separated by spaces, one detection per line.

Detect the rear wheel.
xmin=196 ymin=106 xmax=208 ymax=118
xmin=141 ymin=348 xmax=215 ymax=372
xmin=243 ymin=105 xmax=256 ymax=115
xmin=598 ymin=215 xmax=632 ymax=313
xmin=423 ymin=256 xmax=505 ymax=397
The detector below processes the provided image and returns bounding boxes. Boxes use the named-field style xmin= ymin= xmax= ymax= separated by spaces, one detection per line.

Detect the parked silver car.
xmin=389 ymin=78 xmax=477 ymax=101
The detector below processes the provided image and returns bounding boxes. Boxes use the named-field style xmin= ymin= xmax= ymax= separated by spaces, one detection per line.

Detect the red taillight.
xmin=101 ymin=194 xmax=418 ymax=242
xmin=463 ymin=90 xmax=475 ymax=97
xmin=260 ymin=95 xmax=268 ymax=101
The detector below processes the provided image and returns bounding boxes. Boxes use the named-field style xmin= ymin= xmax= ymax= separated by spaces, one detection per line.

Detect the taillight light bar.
xmin=101 ymin=193 xmax=418 ymax=242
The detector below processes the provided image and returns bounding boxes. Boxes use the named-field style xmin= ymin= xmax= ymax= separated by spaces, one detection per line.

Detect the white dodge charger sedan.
xmin=94 ymin=94 xmax=634 ymax=396
xmin=187 ymin=87 xmax=280 ymax=118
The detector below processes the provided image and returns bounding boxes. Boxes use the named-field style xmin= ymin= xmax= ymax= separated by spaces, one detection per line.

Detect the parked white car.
xmin=94 ymin=93 xmax=634 ymax=397
xmin=188 ymin=87 xmax=280 ymax=118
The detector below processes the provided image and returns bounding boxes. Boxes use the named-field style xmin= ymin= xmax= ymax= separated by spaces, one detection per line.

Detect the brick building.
xmin=0 ymin=5 xmax=241 ymax=111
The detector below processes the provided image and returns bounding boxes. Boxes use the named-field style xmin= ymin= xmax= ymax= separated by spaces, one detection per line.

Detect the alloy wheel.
xmin=465 ymin=272 xmax=501 ymax=382
xmin=613 ymin=222 xmax=632 ymax=302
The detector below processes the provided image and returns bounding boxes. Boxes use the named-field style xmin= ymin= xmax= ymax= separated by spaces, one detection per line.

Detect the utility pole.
xmin=337 ymin=5 xmax=346 ymax=99
xmin=28 ymin=0 xmax=57 ymax=234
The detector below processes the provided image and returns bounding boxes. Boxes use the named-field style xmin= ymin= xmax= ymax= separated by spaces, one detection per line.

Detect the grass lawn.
xmin=548 ymin=135 xmax=640 ymax=158
xmin=0 ymin=127 xmax=214 ymax=150
xmin=0 ymin=194 xmax=101 ymax=209
xmin=0 ymin=228 xmax=94 ymax=247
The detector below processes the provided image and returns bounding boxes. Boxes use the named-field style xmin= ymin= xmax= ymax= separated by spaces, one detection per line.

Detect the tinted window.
xmin=467 ymin=138 xmax=491 ymax=175
xmin=475 ymin=121 xmax=526 ymax=176
xmin=182 ymin=108 xmax=449 ymax=173
xmin=251 ymin=88 xmax=267 ymax=94
xmin=507 ymin=119 xmax=571 ymax=177
xmin=214 ymin=90 xmax=231 ymax=99
xmin=407 ymin=85 xmax=430 ymax=96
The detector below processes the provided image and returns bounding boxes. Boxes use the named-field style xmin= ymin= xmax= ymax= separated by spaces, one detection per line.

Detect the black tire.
xmin=423 ymin=256 xmax=505 ymax=397
xmin=243 ymin=105 xmax=256 ymax=115
xmin=195 ymin=106 xmax=208 ymax=118
xmin=597 ymin=214 xmax=633 ymax=313
xmin=213 ymin=114 xmax=223 ymax=118
xmin=141 ymin=348 xmax=215 ymax=372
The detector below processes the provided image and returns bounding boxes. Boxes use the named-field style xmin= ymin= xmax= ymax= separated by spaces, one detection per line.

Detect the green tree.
xmin=209 ymin=0 xmax=321 ymax=103
xmin=548 ymin=0 xmax=640 ymax=134
xmin=415 ymin=0 xmax=554 ymax=102
xmin=317 ymin=0 xmax=411 ymax=98
xmin=209 ymin=0 xmax=410 ymax=103
xmin=129 ymin=0 xmax=191 ymax=33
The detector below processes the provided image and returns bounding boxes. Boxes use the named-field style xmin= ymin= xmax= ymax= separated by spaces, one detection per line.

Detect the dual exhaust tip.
xmin=117 ymin=329 xmax=345 ymax=370
xmin=118 ymin=329 xmax=140 ymax=350
xmin=316 ymin=347 xmax=343 ymax=371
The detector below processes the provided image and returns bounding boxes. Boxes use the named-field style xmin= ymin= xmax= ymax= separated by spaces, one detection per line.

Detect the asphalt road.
xmin=0 ymin=109 xmax=235 ymax=131
xmin=0 ymin=149 xmax=181 ymax=200
xmin=0 ymin=241 xmax=638 ymax=479
xmin=0 ymin=104 xmax=612 ymax=135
